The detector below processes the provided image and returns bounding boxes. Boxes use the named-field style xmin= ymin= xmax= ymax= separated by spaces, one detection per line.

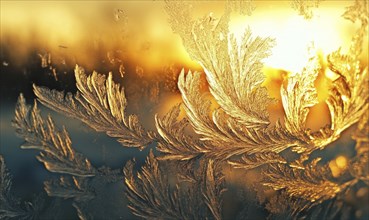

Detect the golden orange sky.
xmin=1 ymin=1 xmax=366 ymax=70
xmin=1 ymin=1 xmax=367 ymax=131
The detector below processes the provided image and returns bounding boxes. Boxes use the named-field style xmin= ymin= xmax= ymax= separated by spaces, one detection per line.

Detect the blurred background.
xmin=0 ymin=1 xmax=367 ymax=219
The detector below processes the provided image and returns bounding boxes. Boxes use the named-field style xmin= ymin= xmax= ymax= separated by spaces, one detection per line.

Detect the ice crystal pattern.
xmin=291 ymin=0 xmax=323 ymax=19
xmin=6 ymin=0 xmax=369 ymax=219
xmin=1 ymin=156 xmax=62 ymax=219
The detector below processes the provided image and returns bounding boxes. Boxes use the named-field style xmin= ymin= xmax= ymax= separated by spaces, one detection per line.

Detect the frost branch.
xmin=33 ymin=65 xmax=157 ymax=150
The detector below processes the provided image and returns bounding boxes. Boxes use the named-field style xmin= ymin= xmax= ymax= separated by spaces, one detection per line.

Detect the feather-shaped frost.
xmin=33 ymin=65 xmax=156 ymax=149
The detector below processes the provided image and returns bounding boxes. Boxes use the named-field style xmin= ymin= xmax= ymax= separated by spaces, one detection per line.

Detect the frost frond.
xmin=166 ymin=1 xmax=274 ymax=128
xmin=124 ymin=151 xmax=225 ymax=219
xmin=13 ymin=94 xmax=96 ymax=177
xmin=33 ymin=65 xmax=157 ymax=149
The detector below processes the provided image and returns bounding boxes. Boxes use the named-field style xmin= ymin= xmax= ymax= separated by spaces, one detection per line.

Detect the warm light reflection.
xmin=325 ymin=68 xmax=340 ymax=81
xmin=329 ymin=155 xmax=348 ymax=178
xmin=336 ymin=155 xmax=348 ymax=169
xmin=2 ymin=1 xmax=364 ymax=70
xmin=1 ymin=1 xmax=367 ymax=129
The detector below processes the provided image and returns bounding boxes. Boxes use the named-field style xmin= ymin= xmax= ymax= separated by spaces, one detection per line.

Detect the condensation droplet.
xmin=114 ymin=9 xmax=127 ymax=22
xmin=335 ymin=155 xmax=347 ymax=169
xmin=356 ymin=187 xmax=368 ymax=198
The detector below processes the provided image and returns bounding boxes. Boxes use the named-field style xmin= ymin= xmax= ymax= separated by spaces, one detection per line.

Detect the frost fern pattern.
xmin=8 ymin=0 xmax=369 ymax=219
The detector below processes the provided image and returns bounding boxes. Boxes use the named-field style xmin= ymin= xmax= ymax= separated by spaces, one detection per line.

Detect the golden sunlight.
xmin=1 ymin=2 xmax=368 ymax=219
xmin=1 ymin=0 xmax=366 ymax=130
xmin=1 ymin=1 xmax=363 ymax=71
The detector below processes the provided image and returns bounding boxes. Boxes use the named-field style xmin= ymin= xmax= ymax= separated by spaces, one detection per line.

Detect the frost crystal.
xmin=5 ymin=0 xmax=369 ymax=219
